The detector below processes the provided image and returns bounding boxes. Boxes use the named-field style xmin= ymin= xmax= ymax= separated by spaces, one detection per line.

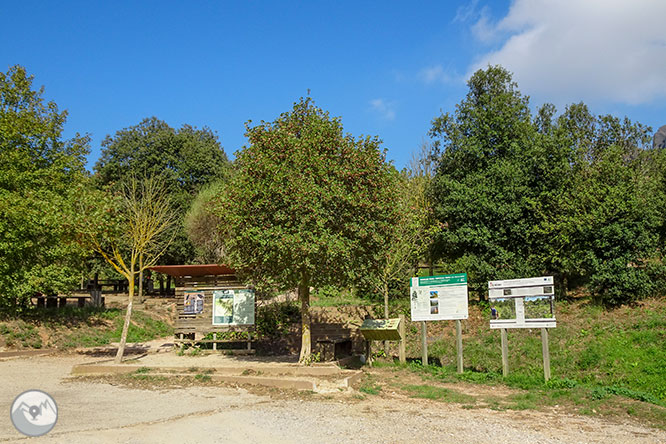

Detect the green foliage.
xmin=94 ymin=117 xmax=231 ymax=265
xmin=359 ymin=377 xmax=382 ymax=395
xmin=255 ymin=301 xmax=300 ymax=337
xmin=426 ymin=300 xmax=666 ymax=404
xmin=0 ymin=307 xmax=172 ymax=349
xmin=0 ymin=320 xmax=42 ymax=348
xmin=184 ymin=180 xmax=227 ymax=263
xmin=311 ymin=286 xmax=368 ymax=307
xmin=430 ymin=65 xmax=663 ymax=305
xmin=0 ymin=65 xmax=91 ymax=310
xmin=218 ymin=97 xmax=397 ymax=292
xmin=430 ymin=66 xmax=544 ymax=288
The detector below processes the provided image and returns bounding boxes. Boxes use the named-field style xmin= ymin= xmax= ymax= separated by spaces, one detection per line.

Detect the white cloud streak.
xmin=369 ymin=98 xmax=396 ymax=121
xmin=419 ymin=65 xmax=457 ymax=85
xmin=468 ymin=0 xmax=666 ymax=105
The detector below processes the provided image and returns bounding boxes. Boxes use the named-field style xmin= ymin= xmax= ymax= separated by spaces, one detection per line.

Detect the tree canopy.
xmin=94 ymin=117 xmax=231 ymax=264
xmin=0 ymin=65 xmax=90 ymax=309
xmin=430 ymin=65 xmax=662 ymax=304
xmin=216 ymin=98 xmax=397 ymax=360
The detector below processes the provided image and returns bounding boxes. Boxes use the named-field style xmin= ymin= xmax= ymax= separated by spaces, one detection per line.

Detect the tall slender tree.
xmin=78 ymin=175 xmax=176 ymax=362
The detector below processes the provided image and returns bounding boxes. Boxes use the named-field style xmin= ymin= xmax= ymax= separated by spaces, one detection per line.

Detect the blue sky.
xmin=2 ymin=1 xmax=665 ymax=170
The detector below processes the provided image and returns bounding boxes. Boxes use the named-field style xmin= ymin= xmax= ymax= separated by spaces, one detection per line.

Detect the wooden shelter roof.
xmin=148 ymin=264 xmax=235 ymax=277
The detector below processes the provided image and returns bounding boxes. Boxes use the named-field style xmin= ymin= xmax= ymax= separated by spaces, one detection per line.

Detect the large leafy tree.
xmin=0 ymin=65 xmax=90 ymax=310
xmin=430 ymin=66 xmax=543 ymax=293
xmin=94 ymin=117 xmax=231 ymax=265
xmin=548 ymin=105 xmax=661 ymax=304
xmin=430 ymin=65 xmax=662 ymax=304
xmin=217 ymin=98 xmax=397 ymax=362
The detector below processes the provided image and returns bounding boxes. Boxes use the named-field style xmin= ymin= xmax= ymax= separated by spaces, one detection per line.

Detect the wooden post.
xmin=398 ymin=314 xmax=406 ymax=364
xmin=212 ymin=332 xmax=217 ymax=351
xmin=500 ymin=328 xmax=509 ymax=377
xmin=541 ymin=328 xmax=551 ymax=381
xmin=456 ymin=319 xmax=463 ymax=374
xmin=421 ymin=321 xmax=428 ymax=366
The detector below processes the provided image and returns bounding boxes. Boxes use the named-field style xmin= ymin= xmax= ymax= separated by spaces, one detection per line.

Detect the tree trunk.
xmin=138 ymin=254 xmax=145 ymax=303
xmin=115 ymin=277 xmax=134 ymax=364
xmin=138 ymin=269 xmax=144 ymax=304
xmin=298 ymin=279 xmax=311 ymax=363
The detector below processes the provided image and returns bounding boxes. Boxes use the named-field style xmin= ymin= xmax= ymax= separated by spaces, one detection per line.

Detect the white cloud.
xmin=420 ymin=65 xmax=452 ymax=84
xmin=369 ymin=98 xmax=396 ymax=121
xmin=468 ymin=0 xmax=666 ymax=105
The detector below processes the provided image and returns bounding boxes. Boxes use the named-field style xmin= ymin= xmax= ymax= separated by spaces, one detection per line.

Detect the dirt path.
xmin=0 ymin=355 xmax=664 ymax=444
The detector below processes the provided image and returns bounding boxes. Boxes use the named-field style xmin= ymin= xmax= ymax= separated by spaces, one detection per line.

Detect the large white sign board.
xmin=488 ymin=276 xmax=556 ymax=329
xmin=410 ymin=274 xmax=468 ymax=322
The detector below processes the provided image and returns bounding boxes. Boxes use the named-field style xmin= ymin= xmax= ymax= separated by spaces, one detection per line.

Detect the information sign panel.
xmin=488 ymin=276 xmax=556 ymax=329
xmin=410 ymin=273 xmax=468 ymax=322
xmin=183 ymin=291 xmax=204 ymax=314
xmin=360 ymin=318 xmax=402 ymax=341
xmin=212 ymin=289 xmax=255 ymax=326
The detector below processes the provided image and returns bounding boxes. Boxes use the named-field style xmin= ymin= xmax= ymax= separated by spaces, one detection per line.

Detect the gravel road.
xmin=0 ymin=355 xmax=664 ymax=444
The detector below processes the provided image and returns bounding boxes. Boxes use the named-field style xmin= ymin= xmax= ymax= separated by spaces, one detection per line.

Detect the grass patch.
xmin=311 ymin=286 xmax=369 ymax=307
xmin=0 ymin=306 xmax=172 ymax=349
xmin=403 ymin=384 xmax=475 ymax=404
xmin=424 ymin=298 xmax=666 ymax=405
xmin=359 ymin=374 xmax=382 ymax=395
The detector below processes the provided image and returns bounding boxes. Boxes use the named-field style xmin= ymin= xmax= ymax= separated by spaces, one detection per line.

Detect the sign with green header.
xmin=410 ymin=273 xmax=469 ymax=322
xmin=418 ymin=273 xmax=467 ymax=286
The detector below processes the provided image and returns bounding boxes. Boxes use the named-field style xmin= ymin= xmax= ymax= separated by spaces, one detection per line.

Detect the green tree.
xmin=550 ymin=105 xmax=661 ymax=304
xmin=0 ymin=65 xmax=90 ymax=310
xmin=94 ymin=117 xmax=231 ymax=266
xmin=216 ymin=98 xmax=396 ymax=362
xmin=430 ymin=65 xmax=662 ymax=304
xmin=184 ymin=180 xmax=227 ymax=264
xmin=429 ymin=66 xmax=542 ymax=294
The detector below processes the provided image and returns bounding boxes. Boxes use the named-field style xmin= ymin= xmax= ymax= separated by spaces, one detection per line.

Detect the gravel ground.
xmin=0 ymin=355 xmax=664 ymax=444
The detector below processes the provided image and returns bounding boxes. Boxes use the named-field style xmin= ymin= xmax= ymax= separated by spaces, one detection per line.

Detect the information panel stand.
xmin=360 ymin=315 xmax=406 ymax=366
xmin=410 ymin=274 xmax=468 ymax=371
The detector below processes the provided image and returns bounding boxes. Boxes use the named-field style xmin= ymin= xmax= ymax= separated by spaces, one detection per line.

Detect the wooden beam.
xmin=501 ymin=328 xmax=509 ymax=377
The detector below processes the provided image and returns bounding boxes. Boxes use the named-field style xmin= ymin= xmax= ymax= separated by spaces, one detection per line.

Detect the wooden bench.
xmin=174 ymin=328 xmax=255 ymax=353
xmin=34 ymin=295 xmax=105 ymax=308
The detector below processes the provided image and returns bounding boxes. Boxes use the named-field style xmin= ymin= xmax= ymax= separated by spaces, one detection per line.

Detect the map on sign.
xmin=212 ymin=289 xmax=255 ymax=326
xmin=410 ymin=274 xmax=468 ymax=322
xmin=488 ymin=276 xmax=556 ymax=329
xmin=360 ymin=318 xmax=402 ymax=341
